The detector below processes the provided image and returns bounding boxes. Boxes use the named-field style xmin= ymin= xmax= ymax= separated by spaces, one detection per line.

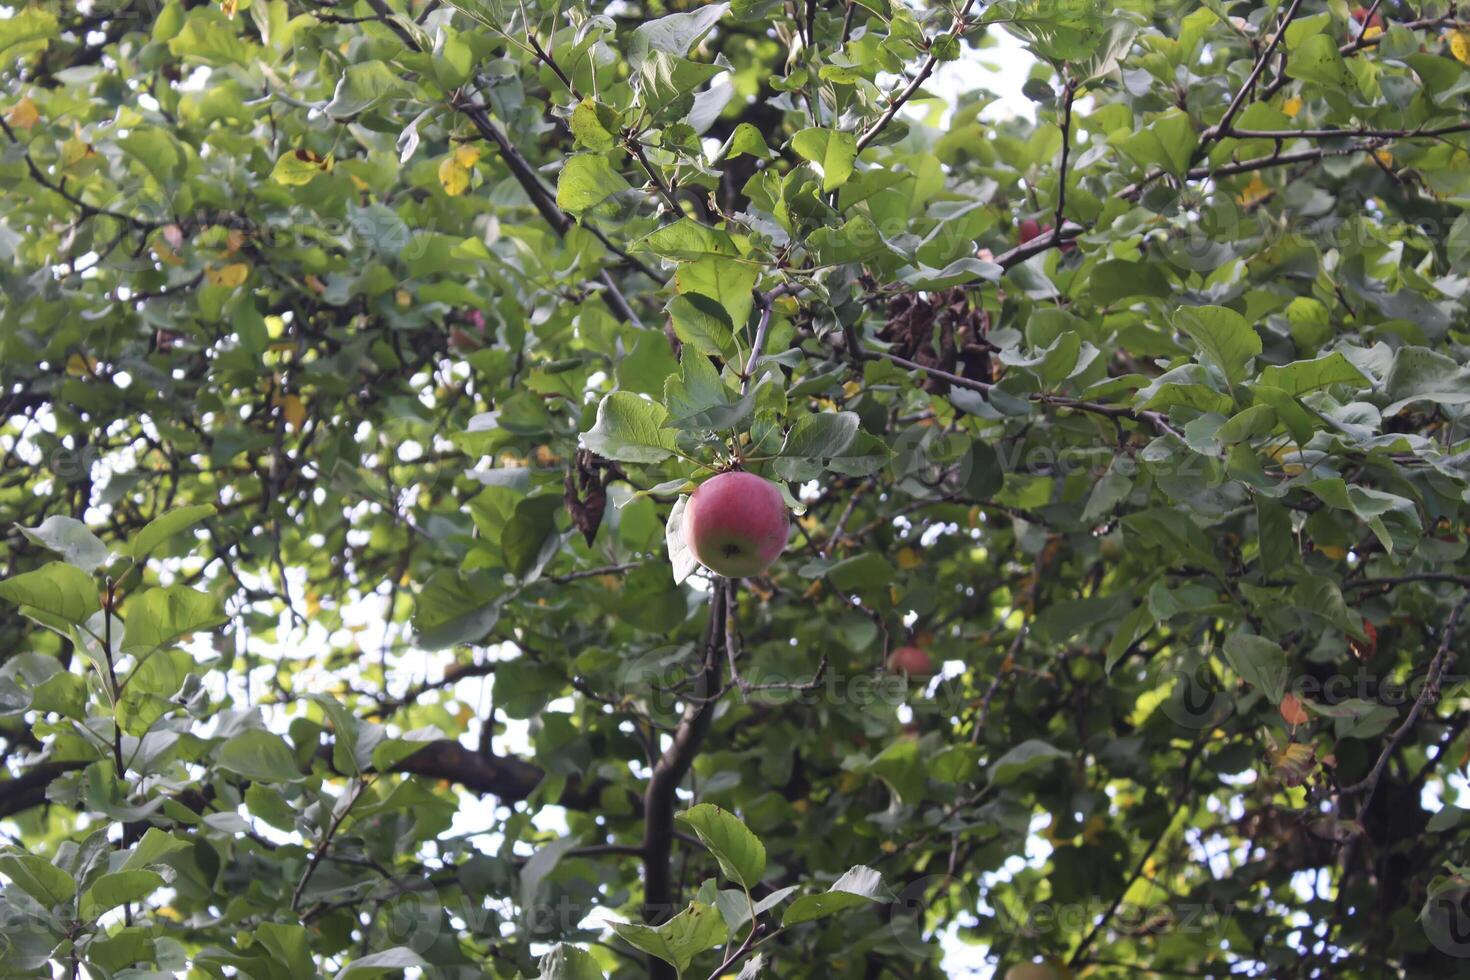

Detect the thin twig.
xmin=1341 ymin=593 xmax=1470 ymax=812
xmin=1199 ymin=0 xmax=1305 ymax=151
xmin=853 ymin=0 xmax=980 ymax=153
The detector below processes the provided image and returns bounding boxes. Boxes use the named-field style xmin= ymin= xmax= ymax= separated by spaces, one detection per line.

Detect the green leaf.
xmin=723 ymin=122 xmax=773 ymax=160
xmin=502 ymin=495 xmax=564 ymax=579
xmin=80 ymin=869 xmax=166 ymax=920
xmin=677 ymin=804 xmax=767 ymax=889
xmin=1117 ymin=108 xmax=1197 ymax=177
xmin=17 ymin=516 xmax=109 ymax=572
xmin=0 ymin=6 xmax=59 ymax=60
xmin=324 ymin=60 xmax=405 ymax=118
xmin=1285 ymin=33 xmax=1352 ymax=89
xmin=1382 ymin=346 xmax=1470 ymax=416
xmin=629 ymin=2 xmax=729 ymax=65
xmin=664 ymin=351 xmax=752 ymax=429
xmin=1222 ymin=633 xmax=1288 ymax=703
xmin=668 ymin=293 xmax=736 ymax=358
xmin=120 ymin=586 xmax=225 ymax=655
xmin=333 ymin=948 xmax=430 ymax=980
xmin=636 ymin=219 xmax=739 ymax=260
xmin=579 ymin=392 xmax=679 ymax=464
xmin=215 ymin=729 xmax=303 ymax=783
xmin=826 ymin=553 xmax=894 ymax=594
xmin=675 ymin=258 xmax=756 ymax=331
xmin=988 ymin=739 xmax=1067 ymax=785
xmin=791 ymin=128 xmax=858 ymax=192
xmin=128 ymin=504 xmax=217 ymax=561
xmin=558 ymin=154 xmax=632 ymax=214
xmin=1088 ymin=260 xmax=1171 ymax=305
xmin=0 ymin=562 xmax=99 ymax=624
xmin=780 ymin=412 xmax=858 ymax=459
xmin=1256 ymin=352 xmax=1368 ymax=395
xmin=121 ymin=828 xmax=192 ymax=871
xmin=782 ymin=866 xmax=886 ymax=926
xmin=1174 ymin=305 xmax=1261 ymax=390
xmin=0 ymin=853 xmax=76 ymax=907
xmin=537 ymin=944 xmax=606 ymax=980
xmin=611 ymin=901 xmax=726 ymax=973
xmin=666 ymin=495 xmax=699 ymax=585
xmin=255 ymin=923 xmax=316 ymax=979
xmin=570 ymin=100 xmax=621 ymax=151
xmin=167 ymin=9 xmax=253 ymax=65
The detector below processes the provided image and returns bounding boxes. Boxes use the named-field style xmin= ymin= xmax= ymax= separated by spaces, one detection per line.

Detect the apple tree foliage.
xmin=4 ymin=0 xmax=1470 ymax=977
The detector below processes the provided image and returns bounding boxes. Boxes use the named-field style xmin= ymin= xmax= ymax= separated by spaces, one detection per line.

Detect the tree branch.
xmin=1199 ymin=0 xmax=1305 ymax=150
xmin=1340 ymin=592 xmax=1470 ymax=813
xmin=640 ymin=587 xmax=727 ymax=979
xmin=853 ymin=0 xmax=980 ymax=153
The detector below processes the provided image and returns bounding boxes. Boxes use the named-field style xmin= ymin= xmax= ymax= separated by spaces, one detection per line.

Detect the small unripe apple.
xmin=683 ymin=471 xmax=789 ymax=578
xmin=887 ymin=645 xmax=936 ymax=678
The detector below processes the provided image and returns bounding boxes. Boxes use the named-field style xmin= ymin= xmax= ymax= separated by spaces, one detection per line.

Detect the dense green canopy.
xmin=4 ymin=0 xmax=1470 ymax=977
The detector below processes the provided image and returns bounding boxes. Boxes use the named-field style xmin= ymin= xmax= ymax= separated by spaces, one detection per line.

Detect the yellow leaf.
xmin=223 ymin=229 xmax=246 ymax=255
xmin=1452 ymin=30 xmax=1470 ymax=66
xmin=7 ymin=97 xmax=39 ymax=130
xmin=897 ymin=547 xmax=921 ymax=570
xmin=206 ymin=263 xmax=249 ymax=287
xmin=1270 ymin=741 xmax=1316 ymax=787
xmin=879 ymin=840 xmax=898 ymax=854
xmin=271 ymin=148 xmax=332 ymax=186
xmin=151 ymin=240 xmax=185 ymax=267
xmin=1373 ymin=149 xmax=1393 ymax=168
xmin=439 ymin=155 xmax=470 ymax=196
xmin=1317 ymin=544 xmax=1347 ymax=560
xmin=66 ymin=353 xmax=97 ymax=377
xmin=348 ymin=173 xmax=370 ymax=191
xmin=220 ymin=0 xmax=237 ymax=16
xmin=61 ymin=137 xmax=97 ymax=170
xmin=395 ymin=289 xmax=412 ymax=308
xmin=453 ymin=144 xmax=481 ymax=168
xmin=1236 ymin=174 xmax=1271 ymax=206
xmin=1281 ymin=96 xmax=1302 ymax=118
xmin=274 ymin=393 xmax=306 ymax=430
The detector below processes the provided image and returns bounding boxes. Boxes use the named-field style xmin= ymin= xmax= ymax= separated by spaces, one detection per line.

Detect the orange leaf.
xmin=1279 ymin=692 xmax=1310 ymax=727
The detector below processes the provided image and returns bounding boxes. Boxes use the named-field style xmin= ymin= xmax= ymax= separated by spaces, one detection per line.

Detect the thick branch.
xmin=641 ymin=587 xmax=727 ymax=980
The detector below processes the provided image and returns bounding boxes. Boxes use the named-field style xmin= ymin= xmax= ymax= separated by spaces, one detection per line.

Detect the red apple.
xmin=449 ymin=327 xmax=481 ymax=352
xmin=683 ymin=471 xmax=789 ymax=578
xmin=1019 ymin=218 xmax=1076 ymax=252
xmin=887 ymin=645 xmax=936 ymax=678
xmin=1351 ymin=6 xmax=1383 ymax=31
